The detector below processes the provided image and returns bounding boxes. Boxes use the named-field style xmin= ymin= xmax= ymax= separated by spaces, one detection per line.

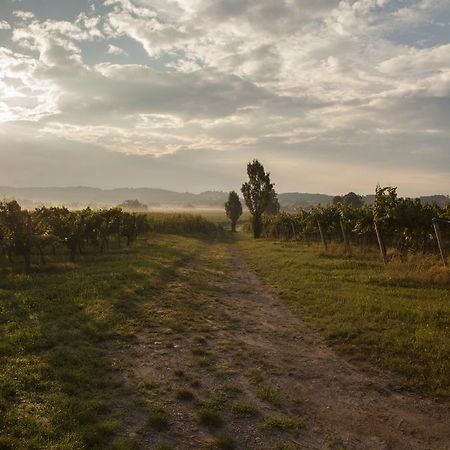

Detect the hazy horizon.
xmin=1 ymin=184 xmax=448 ymax=199
xmin=1 ymin=0 xmax=449 ymax=197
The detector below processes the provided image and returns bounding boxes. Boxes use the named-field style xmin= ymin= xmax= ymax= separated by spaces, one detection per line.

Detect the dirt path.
xmin=111 ymin=242 xmax=450 ymax=450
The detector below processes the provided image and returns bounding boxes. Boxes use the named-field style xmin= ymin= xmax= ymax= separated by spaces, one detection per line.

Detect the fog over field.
xmin=1 ymin=0 xmax=450 ymax=195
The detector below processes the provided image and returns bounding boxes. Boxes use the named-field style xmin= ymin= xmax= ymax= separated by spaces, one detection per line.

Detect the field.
xmin=1 ymin=216 xmax=449 ymax=449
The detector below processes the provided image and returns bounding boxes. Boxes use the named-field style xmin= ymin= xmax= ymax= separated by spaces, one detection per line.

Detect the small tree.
xmin=333 ymin=192 xmax=363 ymax=208
xmin=241 ymin=159 xmax=274 ymax=238
xmin=225 ymin=191 xmax=243 ymax=232
xmin=332 ymin=195 xmax=343 ymax=205
xmin=343 ymin=192 xmax=364 ymax=209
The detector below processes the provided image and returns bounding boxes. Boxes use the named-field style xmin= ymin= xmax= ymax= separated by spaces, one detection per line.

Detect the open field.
xmin=147 ymin=210 xmax=251 ymax=229
xmin=1 ymin=227 xmax=449 ymax=449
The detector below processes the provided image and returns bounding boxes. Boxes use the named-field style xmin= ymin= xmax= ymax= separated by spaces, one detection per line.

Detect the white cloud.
xmin=0 ymin=0 xmax=449 ymax=194
xmin=107 ymin=44 xmax=127 ymax=56
xmin=0 ymin=20 xmax=11 ymax=30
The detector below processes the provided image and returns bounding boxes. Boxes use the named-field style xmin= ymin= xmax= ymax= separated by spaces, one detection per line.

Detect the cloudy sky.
xmin=0 ymin=0 xmax=449 ymax=195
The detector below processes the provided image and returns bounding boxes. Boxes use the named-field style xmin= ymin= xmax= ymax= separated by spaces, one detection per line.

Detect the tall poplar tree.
xmin=241 ymin=160 xmax=274 ymax=238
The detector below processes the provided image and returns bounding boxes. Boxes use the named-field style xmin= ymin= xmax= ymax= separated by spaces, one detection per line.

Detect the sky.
xmin=0 ymin=0 xmax=449 ymax=196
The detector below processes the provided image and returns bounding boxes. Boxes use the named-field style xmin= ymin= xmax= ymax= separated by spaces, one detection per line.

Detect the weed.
xmin=257 ymin=386 xmax=281 ymax=407
xmin=262 ymin=417 xmax=307 ymax=433
xmin=248 ymin=369 xmax=263 ymax=384
xmin=231 ymin=401 xmax=258 ymax=417
xmin=196 ymin=408 xmax=223 ymax=429
xmin=176 ymin=389 xmax=195 ymax=401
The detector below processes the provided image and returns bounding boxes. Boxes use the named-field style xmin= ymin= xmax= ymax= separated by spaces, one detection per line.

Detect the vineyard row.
xmin=260 ymin=187 xmax=450 ymax=266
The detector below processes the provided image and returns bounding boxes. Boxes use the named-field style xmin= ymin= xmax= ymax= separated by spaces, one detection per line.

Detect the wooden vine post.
xmin=291 ymin=222 xmax=297 ymax=241
xmin=317 ymin=220 xmax=328 ymax=253
xmin=432 ymin=218 xmax=448 ymax=267
xmin=340 ymin=219 xmax=352 ymax=256
xmin=374 ymin=221 xmax=388 ymax=264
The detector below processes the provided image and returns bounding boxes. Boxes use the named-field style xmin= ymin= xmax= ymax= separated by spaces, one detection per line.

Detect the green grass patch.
xmin=0 ymin=234 xmax=206 ymax=449
xmin=237 ymin=237 xmax=450 ymax=399
xmin=262 ymin=417 xmax=307 ymax=433
xmin=257 ymin=386 xmax=281 ymax=407
xmin=231 ymin=401 xmax=259 ymax=417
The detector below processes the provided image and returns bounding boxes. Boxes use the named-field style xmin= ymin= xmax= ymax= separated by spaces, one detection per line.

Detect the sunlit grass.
xmin=237 ymin=236 xmax=450 ymax=399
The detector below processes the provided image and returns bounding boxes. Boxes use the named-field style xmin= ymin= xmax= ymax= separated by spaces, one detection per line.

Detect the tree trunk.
xmin=37 ymin=244 xmax=46 ymax=264
xmin=252 ymin=215 xmax=263 ymax=239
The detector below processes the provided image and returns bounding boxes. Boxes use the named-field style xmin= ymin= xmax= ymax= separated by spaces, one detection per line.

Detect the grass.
xmin=231 ymin=401 xmax=258 ymax=417
xmin=237 ymin=236 xmax=450 ymax=399
xmin=196 ymin=408 xmax=223 ymax=429
xmin=257 ymin=386 xmax=282 ymax=407
xmin=262 ymin=417 xmax=307 ymax=433
xmin=175 ymin=388 xmax=195 ymax=401
xmin=146 ymin=212 xmax=223 ymax=235
xmin=0 ymin=234 xmax=207 ymax=449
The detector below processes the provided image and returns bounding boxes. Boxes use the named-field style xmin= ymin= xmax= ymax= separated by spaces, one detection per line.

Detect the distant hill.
xmin=0 ymin=186 xmax=230 ymax=209
xmin=0 ymin=187 xmax=448 ymax=210
xmin=278 ymin=192 xmax=334 ymax=209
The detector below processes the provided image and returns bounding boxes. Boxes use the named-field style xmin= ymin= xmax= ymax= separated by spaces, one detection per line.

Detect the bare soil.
xmin=110 ymin=243 xmax=450 ymax=450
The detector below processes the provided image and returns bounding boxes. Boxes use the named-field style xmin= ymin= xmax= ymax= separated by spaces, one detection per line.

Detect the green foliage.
xmin=333 ymin=192 xmax=364 ymax=208
xmin=0 ymin=200 xmax=35 ymax=272
xmin=224 ymin=191 xmax=243 ymax=232
xmin=262 ymin=417 xmax=307 ymax=433
xmin=231 ymin=401 xmax=258 ymax=417
xmin=257 ymin=386 xmax=281 ymax=407
xmin=241 ymin=160 xmax=274 ymax=238
xmin=265 ymin=189 xmax=281 ymax=215
xmin=0 ymin=202 xmax=221 ymax=273
xmin=253 ymin=185 xmax=449 ymax=260
xmin=0 ymin=200 xmax=149 ymax=272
